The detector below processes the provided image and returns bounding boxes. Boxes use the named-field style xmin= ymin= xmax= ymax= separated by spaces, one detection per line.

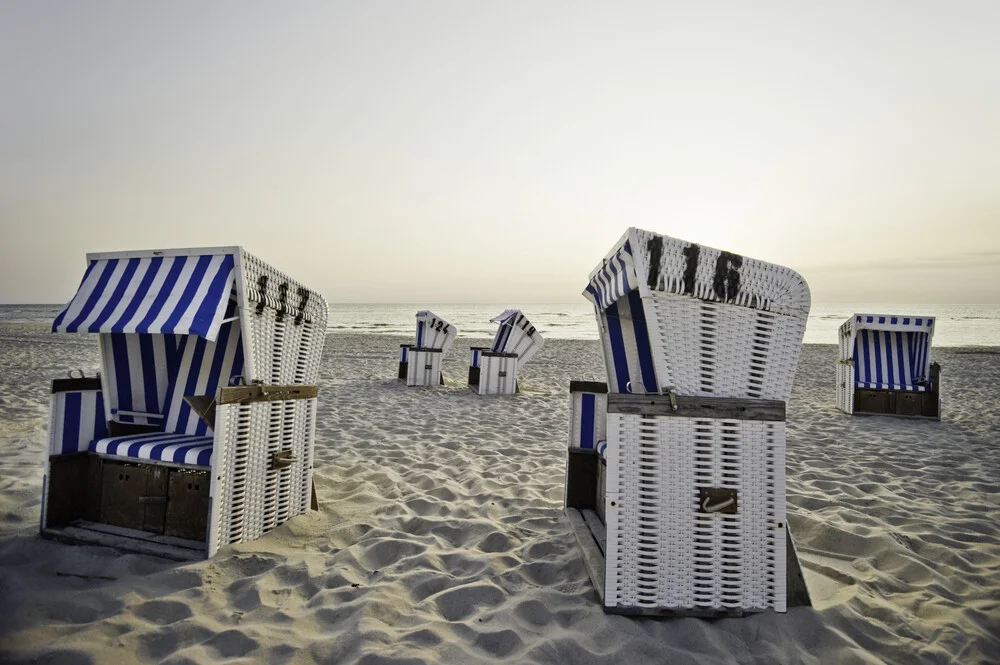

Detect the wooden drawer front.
xmin=165 ymin=470 xmax=210 ymax=541
xmin=895 ymin=392 xmax=923 ymax=416
xmin=857 ymin=390 xmax=893 ymax=414
xmin=100 ymin=462 xmax=148 ymax=530
xmin=143 ymin=466 xmax=169 ymax=534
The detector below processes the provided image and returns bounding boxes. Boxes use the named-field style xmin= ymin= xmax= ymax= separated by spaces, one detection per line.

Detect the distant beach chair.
xmin=836 ymin=314 xmax=940 ymax=419
xmin=398 ymin=310 xmax=456 ymax=387
xmin=468 ymin=309 xmax=544 ymax=395
xmin=564 ymin=227 xmax=812 ymax=616
xmin=42 ymin=247 xmax=328 ymax=560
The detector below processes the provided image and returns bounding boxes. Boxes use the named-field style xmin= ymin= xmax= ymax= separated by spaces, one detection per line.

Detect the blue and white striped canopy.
xmin=584 ymin=241 xmax=635 ymax=310
xmin=52 ymin=252 xmax=236 ymax=341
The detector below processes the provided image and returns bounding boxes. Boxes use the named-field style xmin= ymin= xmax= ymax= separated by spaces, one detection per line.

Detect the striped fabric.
xmin=400 ymin=345 xmax=410 ymax=363
xmin=857 ymin=382 xmax=929 ymax=392
xmin=53 ymin=253 xmax=236 ymax=341
xmin=470 ymin=347 xmax=483 ymax=368
xmin=101 ymin=333 xmax=182 ymax=425
xmin=597 ymin=439 xmax=608 ymax=459
xmin=601 ymin=290 xmax=658 ymax=394
xmin=489 ymin=310 xmax=544 ymax=366
xmin=569 ymin=388 xmax=607 ymax=450
xmin=89 ymin=432 xmax=214 ymax=467
xmin=577 ymin=393 xmax=598 ymax=449
xmin=853 ymin=328 xmax=932 ymax=390
xmin=161 ymin=314 xmax=244 ymax=436
xmin=50 ymin=390 xmax=109 ymax=455
xmin=415 ymin=311 xmax=456 ymax=352
xmin=585 ymin=241 xmax=635 ymax=310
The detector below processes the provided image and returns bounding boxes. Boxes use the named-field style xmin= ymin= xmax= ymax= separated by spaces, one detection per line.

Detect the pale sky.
xmin=1 ymin=1 xmax=998 ymax=304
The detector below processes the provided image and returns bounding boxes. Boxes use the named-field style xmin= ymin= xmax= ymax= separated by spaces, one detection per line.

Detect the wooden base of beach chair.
xmin=42 ymin=454 xmax=211 ymax=555
xmin=565 ymin=506 xmax=811 ymax=617
xmin=41 ymin=519 xmax=206 ymax=561
xmin=850 ymin=363 xmax=941 ymax=420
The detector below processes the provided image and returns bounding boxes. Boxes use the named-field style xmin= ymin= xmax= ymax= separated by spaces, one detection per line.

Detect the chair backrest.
xmin=490 ymin=310 xmax=544 ymax=367
xmin=415 ymin=311 xmax=456 ymax=352
xmin=161 ymin=315 xmax=245 ymax=436
xmin=585 ymin=228 xmax=811 ymax=400
xmin=101 ymin=333 xmax=183 ymax=426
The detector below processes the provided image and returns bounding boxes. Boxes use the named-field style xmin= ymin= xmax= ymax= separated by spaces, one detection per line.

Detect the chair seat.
xmin=856 ymin=381 xmax=929 ymax=392
xmin=89 ymin=432 xmax=214 ymax=467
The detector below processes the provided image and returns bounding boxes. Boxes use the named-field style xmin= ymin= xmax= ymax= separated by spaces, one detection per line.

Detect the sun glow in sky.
xmin=1 ymin=1 xmax=998 ymax=304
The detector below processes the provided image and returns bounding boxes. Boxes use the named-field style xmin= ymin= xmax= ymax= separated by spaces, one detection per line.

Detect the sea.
xmin=2 ymin=303 xmax=998 ymax=346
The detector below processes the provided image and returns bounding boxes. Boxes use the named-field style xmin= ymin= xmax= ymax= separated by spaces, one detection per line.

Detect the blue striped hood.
xmin=53 ymin=249 xmax=237 ymax=341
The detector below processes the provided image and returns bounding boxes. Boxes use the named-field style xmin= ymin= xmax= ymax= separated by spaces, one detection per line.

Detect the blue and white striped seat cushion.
xmin=89 ymin=432 xmax=214 ymax=467
xmin=857 ymin=382 xmax=929 ymax=392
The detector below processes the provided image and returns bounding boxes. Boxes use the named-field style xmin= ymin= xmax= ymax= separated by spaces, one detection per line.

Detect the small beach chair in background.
xmin=42 ymin=247 xmax=328 ymax=559
xmin=564 ymin=227 xmax=812 ymax=616
xmin=398 ymin=310 xmax=456 ymax=387
xmin=468 ymin=309 xmax=544 ymax=395
xmin=836 ymin=314 xmax=940 ymax=419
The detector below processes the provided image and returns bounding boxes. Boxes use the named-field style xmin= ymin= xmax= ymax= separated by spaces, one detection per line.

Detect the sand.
xmin=0 ymin=324 xmax=998 ymax=664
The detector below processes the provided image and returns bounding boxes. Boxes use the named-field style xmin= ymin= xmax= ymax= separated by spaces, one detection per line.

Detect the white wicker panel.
xmin=478 ymin=355 xmax=518 ymax=395
xmin=837 ymin=319 xmax=855 ymax=414
xmin=645 ymin=292 xmax=805 ymax=400
xmin=406 ymin=349 xmax=442 ymax=387
xmin=209 ymin=398 xmax=316 ymax=557
xmin=604 ymin=413 xmax=786 ymax=613
xmin=239 ymin=249 xmax=328 ymax=386
xmin=629 ymin=228 xmax=811 ymax=317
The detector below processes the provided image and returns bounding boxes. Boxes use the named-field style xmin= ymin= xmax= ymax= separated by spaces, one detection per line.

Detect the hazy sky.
xmin=2 ymin=1 xmax=998 ymax=305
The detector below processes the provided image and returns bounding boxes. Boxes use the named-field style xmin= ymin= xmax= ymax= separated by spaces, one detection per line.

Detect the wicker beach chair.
xmin=467 ymin=309 xmax=544 ymax=395
xmin=564 ymin=228 xmax=812 ymax=616
xmin=41 ymin=247 xmax=328 ymax=560
xmin=836 ymin=314 xmax=940 ymax=419
xmin=398 ymin=310 xmax=457 ymax=387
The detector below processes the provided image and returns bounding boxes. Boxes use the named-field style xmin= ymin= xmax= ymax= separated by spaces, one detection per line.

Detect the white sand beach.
xmin=0 ymin=324 xmax=998 ymax=665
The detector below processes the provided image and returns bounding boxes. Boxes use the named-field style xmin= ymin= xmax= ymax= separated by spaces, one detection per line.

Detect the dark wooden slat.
xmin=51 ymin=377 xmax=102 ymax=394
xmin=218 ymin=384 xmax=318 ymax=405
xmin=565 ymin=449 xmax=599 ymax=510
xmin=608 ymin=393 xmax=786 ymax=421
xmin=73 ymin=520 xmax=205 ymax=550
xmin=183 ymin=395 xmax=217 ymax=431
xmin=786 ymin=527 xmax=812 ymax=608
xmin=581 ymin=509 xmax=607 ymax=556
xmin=41 ymin=521 xmax=206 ymax=561
xmin=569 ymin=380 xmax=608 ymax=394
xmin=565 ymin=508 xmax=607 ymax=605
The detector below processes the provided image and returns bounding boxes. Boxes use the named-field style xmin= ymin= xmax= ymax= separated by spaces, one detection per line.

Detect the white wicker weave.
xmin=405 ymin=348 xmax=444 ymax=387
xmin=209 ymin=396 xmax=316 ymax=556
xmin=604 ymin=412 xmax=786 ymax=612
xmin=475 ymin=353 xmax=519 ymax=395
xmin=837 ymin=318 xmax=856 ymax=414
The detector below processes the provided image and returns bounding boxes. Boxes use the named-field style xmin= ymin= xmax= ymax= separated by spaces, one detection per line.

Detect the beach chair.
xmin=398 ymin=311 xmax=456 ymax=387
xmin=564 ymin=228 xmax=812 ymax=616
xmin=836 ymin=314 xmax=940 ymax=419
xmin=41 ymin=247 xmax=328 ymax=560
xmin=467 ymin=309 xmax=544 ymax=395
